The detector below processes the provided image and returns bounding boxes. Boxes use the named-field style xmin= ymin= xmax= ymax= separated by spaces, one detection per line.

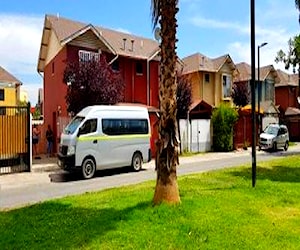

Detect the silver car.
xmin=259 ymin=124 xmax=289 ymax=151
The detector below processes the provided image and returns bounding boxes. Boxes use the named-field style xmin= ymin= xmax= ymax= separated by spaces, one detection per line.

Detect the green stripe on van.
xmin=77 ymin=134 xmax=151 ymax=141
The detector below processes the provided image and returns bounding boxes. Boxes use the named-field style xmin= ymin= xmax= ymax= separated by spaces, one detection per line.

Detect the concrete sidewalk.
xmin=31 ymin=148 xmax=252 ymax=172
xmin=32 ymin=155 xmax=60 ymax=172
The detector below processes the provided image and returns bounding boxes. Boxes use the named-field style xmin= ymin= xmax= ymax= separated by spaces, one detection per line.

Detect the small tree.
xmin=211 ymin=103 xmax=238 ymax=152
xmin=231 ymin=83 xmax=250 ymax=107
xmin=176 ymin=74 xmax=192 ymax=119
xmin=63 ymin=56 xmax=125 ymax=114
xmin=275 ymin=35 xmax=300 ymax=96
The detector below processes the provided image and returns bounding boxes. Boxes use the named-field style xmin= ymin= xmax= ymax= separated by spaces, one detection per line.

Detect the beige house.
xmin=181 ymin=52 xmax=236 ymax=107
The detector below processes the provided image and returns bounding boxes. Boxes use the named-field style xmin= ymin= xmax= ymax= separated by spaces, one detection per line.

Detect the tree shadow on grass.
xmin=230 ymin=165 xmax=300 ymax=183
xmin=0 ymin=200 xmax=151 ymax=249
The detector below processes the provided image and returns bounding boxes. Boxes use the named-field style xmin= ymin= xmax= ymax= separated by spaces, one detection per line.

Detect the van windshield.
xmin=264 ymin=125 xmax=279 ymax=135
xmin=64 ymin=116 xmax=84 ymax=134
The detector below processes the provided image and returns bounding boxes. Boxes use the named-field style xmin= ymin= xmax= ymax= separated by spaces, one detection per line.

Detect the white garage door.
xmin=191 ymin=119 xmax=211 ymax=152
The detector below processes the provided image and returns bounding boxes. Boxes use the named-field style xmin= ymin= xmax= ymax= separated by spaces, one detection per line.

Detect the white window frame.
xmin=78 ymin=50 xmax=101 ymax=62
xmin=222 ymin=74 xmax=232 ymax=99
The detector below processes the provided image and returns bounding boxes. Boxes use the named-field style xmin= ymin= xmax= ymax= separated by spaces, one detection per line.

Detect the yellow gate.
xmin=0 ymin=105 xmax=30 ymax=174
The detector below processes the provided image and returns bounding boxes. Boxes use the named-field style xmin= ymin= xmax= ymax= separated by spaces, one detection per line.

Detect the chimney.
xmin=122 ymin=38 xmax=127 ymax=50
xmin=130 ymin=39 xmax=134 ymax=51
xmin=200 ymin=56 xmax=205 ymax=66
xmin=140 ymin=40 xmax=144 ymax=48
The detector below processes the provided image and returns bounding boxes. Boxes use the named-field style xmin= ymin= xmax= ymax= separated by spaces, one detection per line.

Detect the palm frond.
xmin=296 ymin=0 xmax=300 ymax=10
xmin=151 ymin=0 xmax=160 ymax=29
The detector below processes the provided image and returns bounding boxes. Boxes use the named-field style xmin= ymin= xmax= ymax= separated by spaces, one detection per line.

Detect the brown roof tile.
xmin=47 ymin=15 xmax=159 ymax=60
xmin=181 ymin=53 xmax=235 ymax=74
xmin=235 ymin=62 xmax=278 ymax=82
xmin=275 ymin=70 xmax=298 ymax=87
xmin=0 ymin=66 xmax=21 ymax=84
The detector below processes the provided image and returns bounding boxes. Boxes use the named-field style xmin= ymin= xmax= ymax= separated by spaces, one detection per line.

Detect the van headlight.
xmin=67 ymin=145 xmax=75 ymax=155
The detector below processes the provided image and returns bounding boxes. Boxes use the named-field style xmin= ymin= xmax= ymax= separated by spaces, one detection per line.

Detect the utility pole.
xmin=250 ymin=0 xmax=256 ymax=187
xmin=257 ymin=42 xmax=268 ymax=134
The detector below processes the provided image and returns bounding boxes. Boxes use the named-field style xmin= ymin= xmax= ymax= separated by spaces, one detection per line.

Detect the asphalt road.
xmin=1 ymin=145 xmax=300 ymax=210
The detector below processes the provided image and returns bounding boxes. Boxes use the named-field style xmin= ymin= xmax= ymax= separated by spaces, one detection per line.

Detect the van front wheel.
xmin=132 ymin=153 xmax=142 ymax=172
xmin=82 ymin=158 xmax=96 ymax=179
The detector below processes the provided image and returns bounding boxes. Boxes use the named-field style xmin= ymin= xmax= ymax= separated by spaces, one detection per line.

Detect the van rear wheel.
xmin=284 ymin=141 xmax=289 ymax=151
xmin=132 ymin=153 xmax=142 ymax=172
xmin=82 ymin=158 xmax=96 ymax=179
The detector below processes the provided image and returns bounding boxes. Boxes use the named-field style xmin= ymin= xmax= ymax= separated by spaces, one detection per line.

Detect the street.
xmin=1 ymin=145 xmax=300 ymax=210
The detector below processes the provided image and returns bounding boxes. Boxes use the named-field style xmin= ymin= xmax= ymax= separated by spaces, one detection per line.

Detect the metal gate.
xmin=0 ymin=105 xmax=31 ymax=174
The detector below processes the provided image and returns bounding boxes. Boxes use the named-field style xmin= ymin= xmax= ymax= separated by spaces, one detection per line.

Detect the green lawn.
xmin=1 ymin=156 xmax=300 ymax=250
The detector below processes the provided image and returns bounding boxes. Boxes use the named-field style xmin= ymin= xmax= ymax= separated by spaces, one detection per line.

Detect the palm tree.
xmin=151 ymin=0 xmax=180 ymax=204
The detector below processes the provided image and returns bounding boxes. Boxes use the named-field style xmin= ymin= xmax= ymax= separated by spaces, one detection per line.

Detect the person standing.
xmin=46 ymin=124 xmax=54 ymax=157
xmin=32 ymin=124 xmax=41 ymax=159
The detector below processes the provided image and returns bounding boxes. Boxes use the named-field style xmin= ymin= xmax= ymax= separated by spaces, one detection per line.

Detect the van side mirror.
xmin=77 ymin=128 xmax=82 ymax=137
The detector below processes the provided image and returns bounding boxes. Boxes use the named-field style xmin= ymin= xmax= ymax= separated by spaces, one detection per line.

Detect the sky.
xmin=0 ymin=0 xmax=299 ymax=105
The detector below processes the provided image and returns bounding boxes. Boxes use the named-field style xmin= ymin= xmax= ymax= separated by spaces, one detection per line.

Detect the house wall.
xmin=43 ymin=44 xmax=159 ymax=154
xmin=188 ymin=71 xmax=218 ymax=106
xmin=202 ymin=72 xmax=216 ymax=106
xmin=186 ymin=63 xmax=234 ymax=108
xmin=275 ymin=86 xmax=298 ymax=112
xmin=149 ymin=61 xmax=159 ymax=107
xmin=187 ymin=72 xmax=201 ymax=102
xmin=0 ymin=87 xmax=18 ymax=106
xmin=45 ymin=29 xmax=63 ymax=66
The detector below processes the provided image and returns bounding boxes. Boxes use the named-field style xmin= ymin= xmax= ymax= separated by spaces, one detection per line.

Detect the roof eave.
xmin=61 ymin=24 xmax=117 ymax=55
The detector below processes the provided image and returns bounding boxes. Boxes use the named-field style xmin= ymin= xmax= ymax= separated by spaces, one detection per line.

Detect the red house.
xmin=275 ymin=69 xmax=300 ymax=141
xmin=37 ymin=14 xmax=160 ymax=154
xmin=275 ymin=69 xmax=299 ymax=112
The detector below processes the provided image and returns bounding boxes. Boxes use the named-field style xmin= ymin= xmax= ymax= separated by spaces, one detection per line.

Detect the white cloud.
xmin=227 ymin=24 xmax=297 ymax=74
xmin=115 ymin=28 xmax=131 ymax=34
xmin=0 ymin=13 xmax=44 ymax=105
xmin=190 ymin=16 xmax=249 ymax=34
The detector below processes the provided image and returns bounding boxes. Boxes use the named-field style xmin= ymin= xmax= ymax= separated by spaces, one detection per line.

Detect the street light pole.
xmin=257 ymin=42 xmax=268 ymax=135
xmin=250 ymin=0 xmax=256 ymax=187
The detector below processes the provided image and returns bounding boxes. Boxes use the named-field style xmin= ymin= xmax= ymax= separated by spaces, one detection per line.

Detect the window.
xmin=79 ymin=119 xmax=98 ymax=135
xmin=51 ymin=62 xmax=55 ymax=75
xmin=222 ymin=74 xmax=232 ymax=98
xmin=78 ymin=50 xmax=101 ymax=62
xmin=102 ymin=119 xmax=148 ymax=135
xmin=0 ymin=89 xmax=4 ymax=101
xmin=0 ymin=107 xmax=6 ymax=115
xmin=264 ymin=79 xmax=274 ymax=102
xmin=204 ymin=73 xmax=210 ymax=83
xmin=136 ymin=62 xmax=143 ymax=75
xmin=112 ymin=60 xmax=119 ymax=71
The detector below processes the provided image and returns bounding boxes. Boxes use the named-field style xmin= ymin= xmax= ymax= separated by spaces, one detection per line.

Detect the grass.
xmin=1 ymin=156 xmax=300 ymax=249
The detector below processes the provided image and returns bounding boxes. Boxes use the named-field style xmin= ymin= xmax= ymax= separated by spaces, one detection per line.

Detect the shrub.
xmin=211 ymin=103 xmax=238 ymax=152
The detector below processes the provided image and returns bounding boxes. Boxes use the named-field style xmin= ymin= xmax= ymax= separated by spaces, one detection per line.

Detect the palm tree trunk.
xmin=153 ymin=0 xmax=180 ymax=205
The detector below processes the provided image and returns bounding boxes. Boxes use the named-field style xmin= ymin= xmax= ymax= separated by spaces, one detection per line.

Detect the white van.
xmin=57 ymin=105 xmax=152 ymax=179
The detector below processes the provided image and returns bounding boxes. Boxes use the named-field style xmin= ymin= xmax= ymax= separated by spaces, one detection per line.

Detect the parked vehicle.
xmin=259 ymin=124 xmax=289 ymax=151
xmin=57 ymin=105 xmax=151 ymax=179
